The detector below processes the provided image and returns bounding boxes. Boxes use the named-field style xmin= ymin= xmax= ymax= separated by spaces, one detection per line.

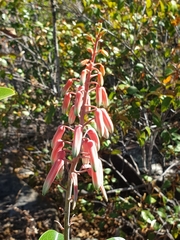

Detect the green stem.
xmin=64 ymin=174 xmax=72 ymax=240
xmin=64 ymin=159 xmax=78 ymax=240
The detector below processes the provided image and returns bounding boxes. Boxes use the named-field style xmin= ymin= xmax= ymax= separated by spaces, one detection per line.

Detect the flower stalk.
xmin=42 ymin=25 xmax=114 ymax=240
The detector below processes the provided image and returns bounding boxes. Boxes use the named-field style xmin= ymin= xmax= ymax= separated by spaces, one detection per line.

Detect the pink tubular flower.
xmin=62 ymin=92 xmax=71 ymax=114
xmin=80 ymin=69 xmax=87 ymax=85
xmin=51 ymin=140 xmax=64 ymax=162
xmin=68 ymin=105 xmax=76 ymax=124
xmin=94 ymin=108 xmax=104 ymax=137
xmin=71 ymin=172 xmax=78 ymax=209
xmin=97 ymin=72 xmax=104 ymax=86
xmin=83 ymin=139 xmax=99 ymax=172
xmin=42 ymin=159 xmax=64 ymax=195
xmin=62 ymin=78 xmax=73 ymax=95
xmin=51 ymin=125 xmax=65 ymax=147
xmin=96 ymin=85 xmax=102 ymax=107
xmin=81 ymin=59 xmax=89 ymax=66
xmin=85 ymin=93 xmax=91 ymax=112
xmin=87 ymin=159 xmax=104 ymax=189
xmin=101 ymin=87 xmax=109 ymax=108
xmin=74 ymin=91 xmax=83 ymax=116
xmin=72 ymin=125 xmax=83 ymax=158
xmin=100 ymin=64 xmax=105 ymax=76
xmin=101 ymin=108 xmax=114 ymax=133
xmin=102 ymin=124 xmax=109 ymax=139
xmin=86 ymin=127 xmax=100 ymax=151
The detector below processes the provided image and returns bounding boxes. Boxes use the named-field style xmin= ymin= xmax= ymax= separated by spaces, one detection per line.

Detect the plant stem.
xmin=64 ymin=171 xmax=72 ymax=240
xmin=64 ymin=159 xmax=78 ymax=240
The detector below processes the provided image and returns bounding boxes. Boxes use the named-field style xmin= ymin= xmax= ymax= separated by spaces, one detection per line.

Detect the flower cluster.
xmin=42 ymin=30 xmax=114 ymax=207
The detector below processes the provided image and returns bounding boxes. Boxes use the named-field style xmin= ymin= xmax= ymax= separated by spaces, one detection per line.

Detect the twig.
xmin=50 ymin=0 xmax=61 ymax=96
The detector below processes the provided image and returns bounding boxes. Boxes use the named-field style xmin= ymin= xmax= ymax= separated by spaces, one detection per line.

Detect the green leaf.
xmin=127 ymin=86 xmax=139 ymax=95
xmin=104 ymin=168 xmax=112 ymax=174
xmin=161 ymin=130 xmax=170 ymax=143
xmin=141 ymin=210 xmax=155 ymax=224
xmin=145 ymin=194 xmax=157 ymax=204
xmin=161 ymin=97 xmax=172 ymax=113
xmin=157 ymin=208 xmax=167 ymax=219
xmin=146 ymin=0 xmax=152 ymax=8
xmin=39 ymin=230 xmax=64 ymax=240
xmin=0 ymin=87 xmax=15 ymax=100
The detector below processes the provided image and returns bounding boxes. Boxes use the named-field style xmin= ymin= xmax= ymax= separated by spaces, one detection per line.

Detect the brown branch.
xmin=50 ymin=0 xmax=61 ymax=96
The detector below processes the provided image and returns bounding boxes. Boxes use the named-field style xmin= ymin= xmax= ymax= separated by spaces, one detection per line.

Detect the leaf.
xmin=163 ymin=75 xmax=172 ymax=84
xmin=146 ymin=0 xmax=152 ymax=8
xmin=161 ymin=97 xmax=172 ymax=113
xmin=157 ymin=208 xmax=167 ymax=219
xmin=39 ymin=230 xmax=64 ymax=240
xmin=141 ymin=210 xmax=155 ymax=224
xmin=159 ymin=0 xmax=165 ymax=13
xmin=127 ymin=86 xmax=139 ymax=95
xmin=0 ymin=87 xmax=15 ymax=100
xmin=145 ymin=194 xmax=157 ymax=204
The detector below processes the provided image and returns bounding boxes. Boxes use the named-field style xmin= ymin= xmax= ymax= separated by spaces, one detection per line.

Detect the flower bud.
xmin=85 ymin=139 xmax=99 ymax=172
xmin=100 ymin=64 xmax=105 ymax=76
xmin=71 ymin=172 xmax=78 ymax=209
xmin=87 ymin=158 xmax=104 ymax=189
xmin=101 ymin=108 xmax=114 ymax=133
xmin=97 ymin=72 xmax=104 ymax=86
xmin=85 ymin=93 xmax=91 ymax=112
xmin=94 ymin=108 xmax=104 ymax=137
xmin=86 ymin=127 xmax=100 ymax=151
xmin=51 ymin=125 xmax=65 ymax=148
xmin=81 ymin=59 xmax=89 ymax=66
xmin=101 ymin=87 xmax=109 ymax=108
xmin=102 ymin=124 xmax=109 ymax=139
xmin=74 ymin=91 xmax=83 ymax=116
xmin=62 ymin=92 xmax=71 ymax=114
xmin=68 ymin=105 xmax=76 ymax=124
xmin=80 ymin=69 xmax=87 ymax=85
xmin=51 ymin=140 xmax=64 ymax=162
xmin=96 ymin=85 xmax=102 ymax=107
xmin=62 ymin=79 xmax=73 ymax=95
xmin=42 ymin=159 xmax=64 ymax=195
xmin=72 ymin=125 xmax=83 ymax=158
